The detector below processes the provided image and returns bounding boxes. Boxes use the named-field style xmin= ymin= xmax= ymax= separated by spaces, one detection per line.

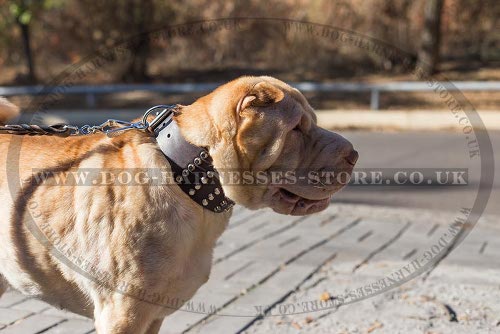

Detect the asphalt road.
xmin=17 ymin=110 xmax=500 ymax=216
xmin=335 ymin=130 xmax=499 ymax=216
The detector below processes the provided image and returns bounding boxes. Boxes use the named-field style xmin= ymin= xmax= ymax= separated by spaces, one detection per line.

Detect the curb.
xmin=316 ymin=110 xmax=500 ymax=131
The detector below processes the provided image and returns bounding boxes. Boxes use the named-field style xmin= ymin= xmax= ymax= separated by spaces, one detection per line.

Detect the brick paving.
xmin=0 ymin=204 xmax=498 ymax=333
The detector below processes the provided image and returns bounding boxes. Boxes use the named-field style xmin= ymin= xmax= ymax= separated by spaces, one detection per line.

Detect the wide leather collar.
xmin=148 ymin=106 xmax=234 ymax=213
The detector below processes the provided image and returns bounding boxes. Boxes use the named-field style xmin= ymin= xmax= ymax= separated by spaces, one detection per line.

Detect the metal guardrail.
xmin=1 ymin=81 xmax=499 ymax=110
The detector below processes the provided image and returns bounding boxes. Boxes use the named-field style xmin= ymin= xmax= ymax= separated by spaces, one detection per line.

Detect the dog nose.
xmin=345 ymin=149 xmax=359 ymax=166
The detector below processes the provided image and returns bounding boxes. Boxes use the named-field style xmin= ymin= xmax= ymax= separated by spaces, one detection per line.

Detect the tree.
xmin=121 ymin=0 xmax=154 ymax=82
xmin=8 ymin=0 xmax=63 ymax=83
xmin=10 ymin=0 xmax=36 ymax=82
xmin=417 ymin=0 xmax=444 ymax=75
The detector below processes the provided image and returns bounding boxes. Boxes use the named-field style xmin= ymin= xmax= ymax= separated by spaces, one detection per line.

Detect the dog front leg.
xmin=146 ymin=319 xmax=164 ymax=334
xmin=0 ymin=275 xmax=7 ymax=298
xmin=94 ymin=297 xmax=162 ymax=334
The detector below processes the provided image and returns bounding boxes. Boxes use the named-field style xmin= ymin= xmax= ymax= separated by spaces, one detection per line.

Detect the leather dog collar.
xmin=148 ymin=106 xmax=234 ymax=213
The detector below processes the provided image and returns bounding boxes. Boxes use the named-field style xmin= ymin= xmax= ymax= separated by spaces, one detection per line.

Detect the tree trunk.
xmin=417 ymin=0 xmax=444 ymax=76
xmin=18 ymin=21 xmax=36 ymax=83
xmin=122 ymin=0 xmax=153 ymax=82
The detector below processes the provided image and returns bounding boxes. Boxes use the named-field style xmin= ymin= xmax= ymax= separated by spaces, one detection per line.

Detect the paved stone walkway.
xmin=1 ymin=204 xmax=499 ymax=333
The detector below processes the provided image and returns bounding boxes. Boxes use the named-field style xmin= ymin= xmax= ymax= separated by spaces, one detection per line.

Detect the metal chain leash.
xmin=0 ymin=105 xmax=176 ymax=138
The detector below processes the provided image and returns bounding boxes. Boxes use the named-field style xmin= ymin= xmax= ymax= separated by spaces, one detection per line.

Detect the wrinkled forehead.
xmin=287 ymin=87 xmax=317 ymax=124
xmin=259 ymin=77 xmax=317 ymax=123
xmin=209 ymin=76 xmax=317 ymax=124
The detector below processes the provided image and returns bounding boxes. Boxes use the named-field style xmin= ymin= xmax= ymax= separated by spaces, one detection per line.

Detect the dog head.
xmin=176 ymin=76 xmax=357 ymax=215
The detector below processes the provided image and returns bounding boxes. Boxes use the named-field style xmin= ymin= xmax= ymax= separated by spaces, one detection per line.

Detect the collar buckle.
xmin=145 ymin=105 xmax=177 ymax=134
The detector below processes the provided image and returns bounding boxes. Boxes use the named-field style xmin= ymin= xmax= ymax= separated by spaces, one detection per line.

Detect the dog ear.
xmin=237 ymin=82 xmax=285 ymax=116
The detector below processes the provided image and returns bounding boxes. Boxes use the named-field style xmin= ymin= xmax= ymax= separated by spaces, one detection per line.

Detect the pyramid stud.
xmin=214 ymin=188 xmax=220 ymax=195
xmin=189 ymin=189 xmax=195 ymax=196
xmin=195 ymin=184 xmax=201 ymax=190
xmin=201 ymin=177 xmax=208 ymax=184
xmin=175 ymin=176 xmax=183 ymax=183
xmin=202 ymin=199 xmax=208 ymax=206
xmin=208 ymin=193 xmax=214 ymax=200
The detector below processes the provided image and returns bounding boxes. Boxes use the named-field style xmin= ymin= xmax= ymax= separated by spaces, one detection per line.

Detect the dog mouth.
xmin=279 ymin=188 xmax=330 ymax=203
xmin=272 ymin=187 xmax=332 ymax=215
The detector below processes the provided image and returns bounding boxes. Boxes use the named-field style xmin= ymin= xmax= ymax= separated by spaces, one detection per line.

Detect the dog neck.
xmin=149 ymin=107 xmax=234 ymax=213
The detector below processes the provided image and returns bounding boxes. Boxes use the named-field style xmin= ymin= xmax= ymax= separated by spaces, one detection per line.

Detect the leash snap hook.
xmin=99 ymin=119 xmax=147 ymax=137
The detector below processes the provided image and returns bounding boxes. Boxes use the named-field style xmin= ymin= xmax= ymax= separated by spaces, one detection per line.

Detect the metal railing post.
xmin=370 ymin=89 xmax=380 ymax=110
xmin=85 ymin=93 xmax=96 ymax=108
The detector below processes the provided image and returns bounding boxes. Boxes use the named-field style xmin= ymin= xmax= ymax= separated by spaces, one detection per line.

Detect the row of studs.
xmin=175 ymin=150 xmax=212 ymax=183
xmin=174 ymin=150 xmax=232 ymax=212
xmin=214 ymin=199 xmax=232 ymax=212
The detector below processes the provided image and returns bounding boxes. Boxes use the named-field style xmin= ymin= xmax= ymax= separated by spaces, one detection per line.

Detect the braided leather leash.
xmin=0 ymin=124 xmax=76 ymax=137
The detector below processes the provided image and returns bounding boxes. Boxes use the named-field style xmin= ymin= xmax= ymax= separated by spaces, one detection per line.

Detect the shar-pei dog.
xmin=0 ymin=76 xmax=357 ymax=333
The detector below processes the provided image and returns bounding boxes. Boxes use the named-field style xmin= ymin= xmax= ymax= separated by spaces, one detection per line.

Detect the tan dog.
xmin=0 ymin=76 xmax=357 ymax=333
